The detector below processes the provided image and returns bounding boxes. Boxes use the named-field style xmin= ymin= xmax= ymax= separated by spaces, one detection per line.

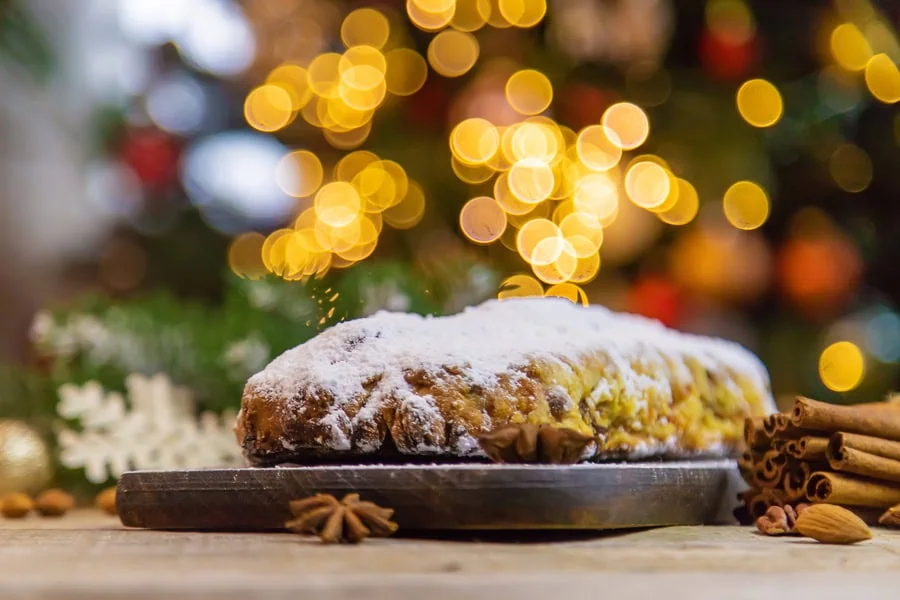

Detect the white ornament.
xmin=55 ymin=373 xmax=243 ymax=483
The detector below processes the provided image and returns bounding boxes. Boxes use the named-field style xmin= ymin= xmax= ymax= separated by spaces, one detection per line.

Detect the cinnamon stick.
xmin=744 ymin=417 xmax=769 ymax=451
xmin=738 ymin=451 xmax=755 ymax=482
xmin=832 ymin=432 xmax=900 ymax=462
xmin=782 ymin=460 xmax=809 ymax=502
xmin=762 ymin=414 xmax=778 ymax=437
xmin=785 ymin=436 xmax=829 ymax=461
xmin=753 ymin=450 xmax=787 ymax=488
xmin=791 ymin=396 xmax=900 ymax=440
xmin=826 ymin=442 xmax=900 ymax=483
xmin=805 ymin=471 xmax=900 ymax=507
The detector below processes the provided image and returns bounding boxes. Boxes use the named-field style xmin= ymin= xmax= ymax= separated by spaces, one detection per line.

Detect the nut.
xmin=1 ymin=493 xmax=34 ymax=519
xmin=879 ymin=504 xmax=900 ymax=528
xmin=794 ymin=503 xmax=872 ymax=545
xmin=756 ymin=505 xmax=790 ymax=535
xmin=35 ymin=489 xmax=75 ymax=517
xmin=95 ymin=487 xmax=117 ymax=516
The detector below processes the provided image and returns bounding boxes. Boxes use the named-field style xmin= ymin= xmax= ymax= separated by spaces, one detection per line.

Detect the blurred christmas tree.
xmin=3 ymin=0 xmax=900 ymax=488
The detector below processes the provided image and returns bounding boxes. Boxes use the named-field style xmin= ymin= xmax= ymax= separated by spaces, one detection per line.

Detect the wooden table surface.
xmin=4 ymin=511 xmax=900 ymax=599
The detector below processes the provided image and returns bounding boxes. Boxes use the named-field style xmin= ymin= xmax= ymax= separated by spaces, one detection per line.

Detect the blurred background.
xmin=0 ymin=0 xmax=898 ymax=493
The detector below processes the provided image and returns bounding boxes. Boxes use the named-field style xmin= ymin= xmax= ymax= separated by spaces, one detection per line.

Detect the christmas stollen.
xmin=234 ymin=298 xmax=775 ymax=465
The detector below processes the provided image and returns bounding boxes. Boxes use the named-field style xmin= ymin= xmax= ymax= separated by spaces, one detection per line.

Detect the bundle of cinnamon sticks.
xmin=739 ymin=395 xmax=900 ymax=525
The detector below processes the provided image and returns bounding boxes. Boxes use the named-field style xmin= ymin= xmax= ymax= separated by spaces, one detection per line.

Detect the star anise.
xmin=285 ymin=493 xmax=398 ymax=544
xmin=477 ymin=423 xmax=600 ymax=464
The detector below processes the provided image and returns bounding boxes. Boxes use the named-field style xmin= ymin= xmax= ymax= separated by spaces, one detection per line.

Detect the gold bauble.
xmin=0 ymin=420 xmax=52 ymax=495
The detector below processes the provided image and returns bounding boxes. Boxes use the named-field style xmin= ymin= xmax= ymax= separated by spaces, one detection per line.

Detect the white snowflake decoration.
xmin=56 ymin=373 xmax=244 ymax=483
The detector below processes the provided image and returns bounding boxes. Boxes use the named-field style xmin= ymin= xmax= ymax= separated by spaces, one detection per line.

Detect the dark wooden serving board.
xmin=116 ymin=460 xmax=744 ymax=532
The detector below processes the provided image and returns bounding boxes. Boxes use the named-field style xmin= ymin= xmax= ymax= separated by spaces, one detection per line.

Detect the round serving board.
xmin=116 ymin=460 xmax=743 ymax=532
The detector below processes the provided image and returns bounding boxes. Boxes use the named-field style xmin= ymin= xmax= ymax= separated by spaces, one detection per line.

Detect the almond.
xmin=794 ymin=503 xmax=872 ymax=544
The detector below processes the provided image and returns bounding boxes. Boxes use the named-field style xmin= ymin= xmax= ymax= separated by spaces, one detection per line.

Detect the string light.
xmin=427 ymin=30 xmax=480 ymax=77
xmin=505 ymin=69 xmax=553 ymax=115
xmin=736 ymin=79 xmax=783 ymax=127
xmin=498 ymin=274 xmax=544 ymax=299
xmin=460 ymin=196 xmax=508 ymax=243
xmin=830 ymin=23 xmax=872 ymax=72
xmin=602 ymin=102 xmax=650 ymax=150
xmin=723 ymin=181 xmax=769 ymax=230
xmin=864 ymin=53 xmax=900 ymax=104
xmin=819 ymin=341 xmax=865 ymax=392
xmin=657 ymin=179 xmax=700 ymax=226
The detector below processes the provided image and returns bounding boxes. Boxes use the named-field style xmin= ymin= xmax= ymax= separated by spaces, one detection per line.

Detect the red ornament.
xmin=699 ymin=29 xmax=760 ymax=81
xmin=626 ymin=276 xmax=682 ymax=328
xmin=119 ymin=129 xmax=180 ymax=189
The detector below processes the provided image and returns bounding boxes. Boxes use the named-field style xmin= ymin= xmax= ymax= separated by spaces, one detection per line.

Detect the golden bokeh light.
xmin=532 ymin=239 xmax=578 ymax=283
xmin=722 ymin=180 xmax=769 ymax=230
xmin=602 ymin=102 xmax=650 ymax=150
xmin=341 ymin=8 xmax=390 ymax=50
xmin=354 ymin=164 xmax=397 ymax=212
xmin=494 ymin=171 xmax=535 ymax=215
xmin=335 ymin=150 xmax=379 ymax=182
xmin=452 ymin=0 xmax=491 ymax=32
xmin=568 ymin=245 xmax=601 ymax=284
xmin=498 ymin=274 xmax=543 ymax=299
xmin=657 ymin=178 xmax=700 ymax=226
xmin=516 ymin=218 xmax=561 ymax=265
xmin=228 ymin=232 xmax=267 ymax=279
xmin=324 ymin=96 xmax=374 ymax=131
xmin=510 ymin=122 xmax=558 ymax=163
xmin=624 ymin=161 xmax=671 ymax=209
xmin=819 ymin=341 xmax=865 ymax=392
xmin=275 ymin=150 xmax=324 ymax=198
xmin=451 ymin=118 xmax=500 ymax=165
xmin=340 ymin=45 xmax=387 ymax=74
xmin=323 ymin=122 xmax=372 ymax=150
xmin=406 ymin=0 xmax=455 ymax=31
xmin=559 ymin=212 xmax=603 ymax=255
xmin=383 ymin=180 xmax=426 ymax=229
xmin=314 ymin=181 xmax=363 ymax=228
xmin=262 ymin=228 xmax=293 ymax=275
xmin=244 ymin=85 xmax=295 ymax=132
xmin=427 ymin=30 xmax=480 ymax=77
xmin=829 ymin=143 xmax=873 ymax=193
xmin=315 ymin=218 xmax=362 ymax=254
xmin=460 ymin=196 xmax=508 ymax=244
xmin=507 ymin=200 xmax=550 ymax=228
xmin=545 ymin=282 xmax=589 ymax=306
xmin=338 ymin=67 xmax=386 ymax=111
xmin=508 ymin=158 xmax=555 ymax=204
xmin=573 ymin=173 xmax=619 ymax=226
xmin=385 ymin=48 xmax=428 ymax=96
xmin=498 ymin=0 xmax=547 ymax=28
xmin=864 ymin=53 xmax=900 ymax=104
xmin=576 ymin=126 xmax=623 ymax=171
xmin=505 ymin=69 xmax=553 ymax=115
xmin=451 ymin=156 xmax=495 ymax=184
xmin=736 ymin=79 xmax=783 ymax=128
xmin=307 ymin=53 xmax=343 ymax=99
xmin=266 ymin=65 xmax=313 ymax=111
xmin=830 ymin=23 xmax=872 ymax=72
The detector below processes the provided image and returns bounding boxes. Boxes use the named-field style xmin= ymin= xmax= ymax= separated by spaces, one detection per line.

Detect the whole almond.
xmin=35 ymin=489 xmax=75 ymax=517
xmin=95 ymin=487 xmax=117 ymax=516
xmin=1 ymin=493 xmax=34 ymax=518
xmin=794 ymin=504 xmax=872 ymax=544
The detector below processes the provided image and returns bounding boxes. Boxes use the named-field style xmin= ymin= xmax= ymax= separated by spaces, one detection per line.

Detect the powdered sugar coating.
xmin=240 ymin=297 xmax=775 ymax=459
